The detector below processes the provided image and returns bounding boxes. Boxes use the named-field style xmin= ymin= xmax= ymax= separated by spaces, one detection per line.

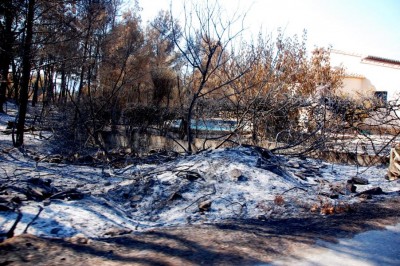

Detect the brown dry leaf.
xmin=274 ymin=195 xmax=284 ymax=206
xmin=310 ymin=204 xmax=319 ymax=213
xmin=321 ymin=204 xmax=335 ymax=215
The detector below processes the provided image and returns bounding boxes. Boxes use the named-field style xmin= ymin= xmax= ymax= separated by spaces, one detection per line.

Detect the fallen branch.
xmin=281 ymin=186 xmax=308 ymax=195
xmin=114 ymin=164 xmax=136 ymax=175
xmin=2 ymin=126 xmax=38 ymax=135
xmin=12 ymin=169 xmax=32 ymax=178
xmin=354 ymin=187 xmax=384 ymax=197
xmin=49 ymin=189 xmax=86 ymax=200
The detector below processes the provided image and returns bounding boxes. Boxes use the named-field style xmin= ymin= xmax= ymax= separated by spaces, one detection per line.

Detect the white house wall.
xmin=330 ymin=50 xmax=400 ymax=101
xmin=338 ymin=77 xmax=375 ymax=99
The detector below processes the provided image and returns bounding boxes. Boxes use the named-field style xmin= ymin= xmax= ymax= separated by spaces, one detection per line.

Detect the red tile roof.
xmin=362 ymin=55 xmax=400 ymax=66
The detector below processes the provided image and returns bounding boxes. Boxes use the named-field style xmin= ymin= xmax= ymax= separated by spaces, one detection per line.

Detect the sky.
xmin=128 ymin=0 xmax=400 ymax=60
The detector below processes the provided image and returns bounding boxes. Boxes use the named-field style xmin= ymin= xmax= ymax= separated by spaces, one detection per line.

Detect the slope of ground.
xmin=1 ymin=102 xmax=400 ymax=265
xmin=1 ymin=198 xmax=399 ymax=265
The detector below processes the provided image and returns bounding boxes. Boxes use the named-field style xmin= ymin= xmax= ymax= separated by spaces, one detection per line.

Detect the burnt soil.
xmin=1 ymin=196 xmax=400 ymax=266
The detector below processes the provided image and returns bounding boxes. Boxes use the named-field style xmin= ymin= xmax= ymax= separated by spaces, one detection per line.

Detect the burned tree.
xmin=170 ymin=0 xmax=251 ymax=153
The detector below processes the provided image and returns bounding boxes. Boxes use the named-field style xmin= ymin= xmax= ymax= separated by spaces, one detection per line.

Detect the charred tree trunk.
xmin=11 ymin=60 xmax=20 ymax=104
xmin=0 ymin=0 xmax=14 ymax=113
xmin=44 ymin=64 xmax=54 ymax=105
xmin=15 ymin=0 xmax=35 ymax=147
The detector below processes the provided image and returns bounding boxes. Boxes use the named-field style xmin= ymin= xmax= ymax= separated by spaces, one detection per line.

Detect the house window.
xmin=374 ymin=91 xmax=387 ymax=102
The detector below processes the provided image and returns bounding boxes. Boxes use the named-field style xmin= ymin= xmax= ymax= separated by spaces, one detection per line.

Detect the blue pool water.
xmin=170 ymin=119 xmax=237 ymax=132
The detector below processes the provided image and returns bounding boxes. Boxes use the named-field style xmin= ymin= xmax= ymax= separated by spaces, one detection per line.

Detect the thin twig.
xmin=0 ymin=167 xmax=10 ymax=179
xmin=215 ymin=196 xmax=246 ymax=216
xmin=23 ymin=206 xmax=43 ymax=234
xmin=183 ymin=184 xmax=216 ymax=212
xmin=281 ymin=186 xmax=308 ymax=195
